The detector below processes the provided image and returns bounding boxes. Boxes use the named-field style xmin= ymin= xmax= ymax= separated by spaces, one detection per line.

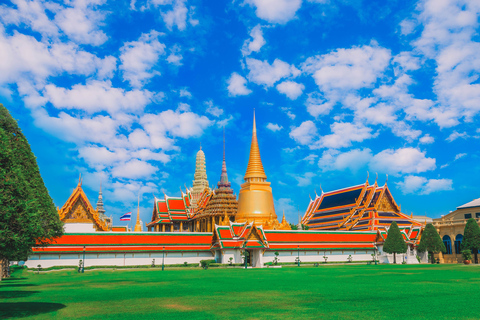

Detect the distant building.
xmin=433 ymin=198 xmax=480 ymax=263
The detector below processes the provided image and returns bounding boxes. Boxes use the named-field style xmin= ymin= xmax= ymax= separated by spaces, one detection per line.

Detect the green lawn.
xmin=1 ymin=264 xmax=479 ymax=319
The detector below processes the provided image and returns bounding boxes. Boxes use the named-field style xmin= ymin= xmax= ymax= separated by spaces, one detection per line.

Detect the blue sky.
xmin=1 ymin=0 xmax=479 ymax=226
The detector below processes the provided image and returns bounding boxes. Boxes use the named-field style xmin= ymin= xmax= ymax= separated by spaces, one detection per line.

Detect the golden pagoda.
xmin=236 ymin=111 xmax=277 ymax=226
xmin=134 ymin=193 xmax=142 ymax=232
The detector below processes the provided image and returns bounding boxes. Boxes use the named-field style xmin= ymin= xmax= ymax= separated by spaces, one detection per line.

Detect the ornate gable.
xmin=58 ymin=181 xmax=109 ymax=231
xmin=376 ymin=187 xmax=400 ymax=212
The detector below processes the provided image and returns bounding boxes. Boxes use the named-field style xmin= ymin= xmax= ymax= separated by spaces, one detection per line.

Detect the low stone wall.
xmin=25 ymin=251 xmax=214 ymax=269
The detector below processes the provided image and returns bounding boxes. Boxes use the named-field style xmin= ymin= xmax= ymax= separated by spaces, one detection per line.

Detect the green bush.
xmin=200 ymin=259 xmax=215 ymax=269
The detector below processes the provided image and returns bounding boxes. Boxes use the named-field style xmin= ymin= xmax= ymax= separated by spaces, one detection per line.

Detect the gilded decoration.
xmin=377 ymin=193 xmax=397 ymax=212
xmin=58 ymin=179 xmax=110 ymax=231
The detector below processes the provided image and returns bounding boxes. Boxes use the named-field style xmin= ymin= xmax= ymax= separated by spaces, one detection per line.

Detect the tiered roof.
xmin=211 ymin=222 xmax=378 ymax=251
xmin=203 ymin=133 xmax=238 ymax=218
xmin=146 ymin=190 xmax=191 ymax=227
xmin=302 ymin=180 xmax=423 ymax=233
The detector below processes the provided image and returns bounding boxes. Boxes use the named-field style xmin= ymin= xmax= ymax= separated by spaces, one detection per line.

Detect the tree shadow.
xmin=2 ymin=277 xmax=28 ymax=281
xmin=0 ymin=283 xmax=37 ymax=288
xmin=0 ymin=291 xmax=40 ymax=299
xmin=0 ymin=302 xmax=66 ymax=318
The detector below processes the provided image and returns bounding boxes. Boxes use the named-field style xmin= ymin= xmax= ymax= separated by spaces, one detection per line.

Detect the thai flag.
xmin=120 ymin=212 xmax=132 ymax=221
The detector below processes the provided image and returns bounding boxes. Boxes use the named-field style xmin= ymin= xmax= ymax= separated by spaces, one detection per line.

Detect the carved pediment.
xmin=377 ymin=193 xmax=398 ymax=212
xmin=64 ymin=200 xmax=93 ymax=223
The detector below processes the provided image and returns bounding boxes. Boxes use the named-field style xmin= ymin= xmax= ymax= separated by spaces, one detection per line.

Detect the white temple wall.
xmin=64 ymin=223 xmax=97 ymax=233
xmin=25 ymin=251 xmax=214 ymax=269
xmin=220 ymin=250 xmax=242 ymax=264
xmin=263 ymin=250 xmax=375 ymax=264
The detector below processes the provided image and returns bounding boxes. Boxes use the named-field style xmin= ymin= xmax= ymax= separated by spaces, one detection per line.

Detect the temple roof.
xmin=303 ymin=180 xmax=422 ymax=232
xmin=58 ymin=180 xmax=109 ymax=231
xmin=147 ymin=191 xmax=191 ymax=226
xmin=457 ymin=198 xmax=480 ymax=209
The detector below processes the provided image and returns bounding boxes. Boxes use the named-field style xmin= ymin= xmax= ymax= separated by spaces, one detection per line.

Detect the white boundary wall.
xmin=25 ymin=251 xmax=214 ymax=268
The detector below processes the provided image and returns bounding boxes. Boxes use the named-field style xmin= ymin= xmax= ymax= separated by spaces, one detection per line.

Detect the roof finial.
xmin=134 ymin=190 xmax=142 ymax=232
xmin=385 ymin=174 xmax=388 ymax=185
xmin=320 ymin=184 xmax=324 ymax=194
xmin=366 ymin=171 xmax=369 ymax=183
xmin=375 ymin=172 xmax=378 ymax=184
xmin=199 ymin=142 xmax=202 ymax=150
xmin=78 ymin=173 xmax=82 ymax=186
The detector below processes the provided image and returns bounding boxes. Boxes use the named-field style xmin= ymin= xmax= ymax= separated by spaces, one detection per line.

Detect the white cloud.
xmin=370 ymin=148 xmax=436 ymax=175
xmin=419 ymin=134 xmax=434 ymax=144
xmin=302 ymin=44 xmax=391 ymax=91
xmin=161 ymin=0 xmax=188 ymax=31
xmin=227 ymin=72 xmax=252 ymax=96
xmin=244 ymin=0 xmax=302 ymax=24
xmin=54 ymin=0 xmax=108 ymax=46
xmin=119 ymin=30 xmax=166 ymax=88
xmin=291 ymin=172 xmax=315 ymax=187
xmin=396 ymin=175 xmax=453 ymax=195
xmin=44 ymin=80 xmax=155 ymax=114
xmin=454 ymin=153 xmax=467 ymax=161
xmin=246 ymin=58 xmax=300 ymax=87
xmin=111 ymin=159 xmax=158 ymax=179
xmin=446 ymin=131 xmax=468 ymax=142
xmin=205 ymin=100 xmax=223 ymax=117
xmin=0 ymin=30 xmax=115 ymax=87
xmin=242 ymin=24 xmax=266 ymax=56
xmin=266 ymin=123 xmax=282 ymax=132
xmin=318 ymin=122 xmax=373 ymax=149
xmin=305 ymin=93 xmax=334 ymax=117
xmin=276 ymin=81 xmax=305 ymax=100
xmin=302 ymin=154 xmax=318 ymax=164
xmin=289 ymin=120 xmax=317 ymax=145
xmin=318 ymin=148 xmax=372 ymax=172
xmin=141 ymin=110 xmax=212 ymax=150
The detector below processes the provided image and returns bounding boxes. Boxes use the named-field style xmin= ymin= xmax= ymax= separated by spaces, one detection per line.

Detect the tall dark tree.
xmin=0 ymin=104 xmax=63 ymax=279
xmin=417 ymin=223 xmax=445 ymax=264
xmin=383 ymin=221 xmax=408 ymax=264
xmin=462 ymin=218 xmax=480 ymax=264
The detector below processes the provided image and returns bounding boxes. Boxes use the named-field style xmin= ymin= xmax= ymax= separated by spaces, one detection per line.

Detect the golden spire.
xmin=134 ymin=192 xmax=142 ymax=232
xmin=244 ymin=110 xmax=267 ymax=181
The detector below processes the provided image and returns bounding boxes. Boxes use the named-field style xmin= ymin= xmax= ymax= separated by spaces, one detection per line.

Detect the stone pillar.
xmin=162 ymin=224 xmax=165 ymax=232
xmin=180 ymin=222 xmax=183 ymax=232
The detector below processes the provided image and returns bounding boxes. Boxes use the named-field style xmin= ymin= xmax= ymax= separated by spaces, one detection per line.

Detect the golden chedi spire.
xmin=244 ymin=112 xmax=267 ymax=181
xmin=236 ymin=110 xmax=277 ymax=226
xmin=134 ymin=193 xmax=142 ymax=232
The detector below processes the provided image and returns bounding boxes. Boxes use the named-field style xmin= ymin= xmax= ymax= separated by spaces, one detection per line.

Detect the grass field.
xmin=1 ymin=264 xmax=480 ymax=319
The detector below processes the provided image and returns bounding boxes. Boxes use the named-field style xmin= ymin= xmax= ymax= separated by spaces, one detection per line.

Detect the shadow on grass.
xmin=2 ymin=277 xmax=28 ymax=281
xmin=0 ymin=291 xmax=40 ymax=299
xmin=0 ymin=302 xmax=66 ymax=318
xmin=0 ymin=283 xmax=37 ymax=288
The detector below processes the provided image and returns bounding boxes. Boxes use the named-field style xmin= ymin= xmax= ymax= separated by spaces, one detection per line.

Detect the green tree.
xmin=417 ymin=223 xmax=445 ymax=264
xmin=0 ymin=104 xmax=63 ymax=279
xmin=383 ymin=221 xmax=408 ymax=264
xmin=462 ymin=218 xmax=480 ymax=263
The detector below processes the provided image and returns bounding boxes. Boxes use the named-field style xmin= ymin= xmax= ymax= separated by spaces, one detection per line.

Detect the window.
xmin=443 ymin=235 xmax=452 ymax=255
xmin=465 ymin=213 xmax=472 ymax=219
xmin=476 ymin=213 xmax=480 ymax=218
xmin=455 ymin=234 xmax=463 ymax=254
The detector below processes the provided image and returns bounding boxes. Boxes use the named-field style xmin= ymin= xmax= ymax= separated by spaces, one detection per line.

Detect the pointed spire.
xmin=281 ymin=210 xmax=287 ymax=224
xmin=244 ymin=110 xmax=267 ymax=181
xmin=134 ymin=192 xmax=142 ymax=232
xmin=219 ymin=127 xmax=229 ymax=187
xmin=96 ymin=178 xmax=106 ymax=217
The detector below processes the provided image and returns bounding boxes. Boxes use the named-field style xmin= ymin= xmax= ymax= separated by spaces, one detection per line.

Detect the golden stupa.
xmin=235 ymin=111 xmax=277 ymax=226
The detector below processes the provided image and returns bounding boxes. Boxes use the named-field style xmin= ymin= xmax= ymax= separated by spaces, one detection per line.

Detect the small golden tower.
xmin=236 ymin=111 xmax=277 ymax=226
xmin=134 ymin=193 xmax=142 ymax=232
